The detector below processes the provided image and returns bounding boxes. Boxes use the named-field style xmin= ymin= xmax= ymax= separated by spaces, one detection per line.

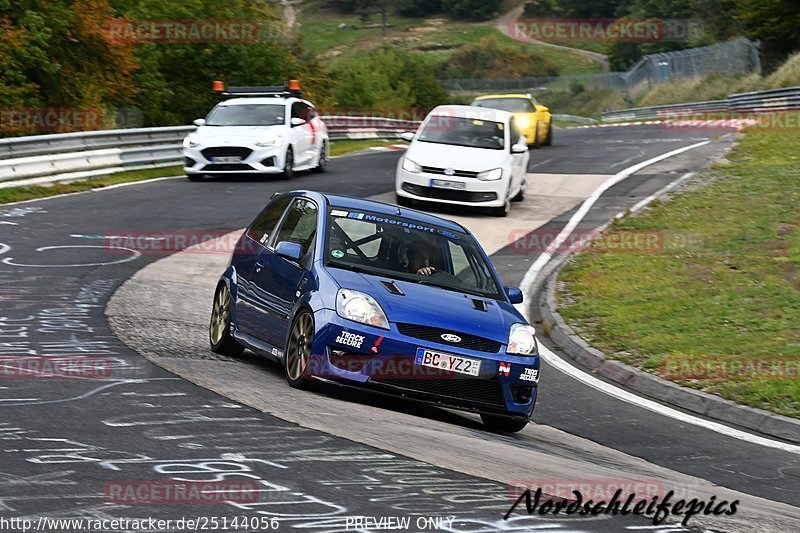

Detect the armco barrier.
xmin=0 ymin=117 xmax=420 ymax=189
xmin=602 ymin=85 xmax=800 ymax=122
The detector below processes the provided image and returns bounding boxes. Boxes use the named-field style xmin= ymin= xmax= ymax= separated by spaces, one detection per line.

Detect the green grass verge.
xmin=556 ymin=127 xmax=800 ymax=418
xmin=0 ymin=166 xmax=183 ymax=204
xmin=330 ymin=139 xmax=406 ymax=157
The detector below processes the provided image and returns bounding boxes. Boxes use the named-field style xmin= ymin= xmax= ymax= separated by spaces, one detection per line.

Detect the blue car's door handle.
xmin=255 ymin=262 xmax=264 ymax=273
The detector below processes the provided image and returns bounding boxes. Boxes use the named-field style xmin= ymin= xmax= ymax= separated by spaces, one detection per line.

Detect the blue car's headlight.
xmin=336 ymin=289 xmax=390 ymax=330
xmin=507 ymin=323 xmax=538 ymax=356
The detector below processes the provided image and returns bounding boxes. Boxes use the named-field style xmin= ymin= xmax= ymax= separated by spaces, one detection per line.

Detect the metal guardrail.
xmin=552 ymin=114 xmax=598 ymax=125
xmin=601 ymin=86 xmax=800 ymax=122
xmin=0 ymin=118 xmax=420 ymax=189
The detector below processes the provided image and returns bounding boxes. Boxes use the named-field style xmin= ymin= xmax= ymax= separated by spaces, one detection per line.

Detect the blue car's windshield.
xmin=325 ymin=209 xmax=502 ymax=299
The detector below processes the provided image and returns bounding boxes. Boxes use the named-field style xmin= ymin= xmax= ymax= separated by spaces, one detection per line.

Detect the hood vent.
xmin=381 ymin=280 xmax=405 ymax=296
xmin=471 ymin=299 xmax=488 ymax=312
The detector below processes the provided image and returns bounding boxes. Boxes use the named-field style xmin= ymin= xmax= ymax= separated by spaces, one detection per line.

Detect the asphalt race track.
xmin=1 ymin=125 xmax=798 ymax=532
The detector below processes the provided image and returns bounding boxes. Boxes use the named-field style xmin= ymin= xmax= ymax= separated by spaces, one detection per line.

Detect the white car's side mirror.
xmin=511 ymin=144 xmax=528 ymax=154
xmin=193 ymin=118 xmax=206 ymax=127
xmin=400 ymin=132 xmax=415 ymax=142
xmin=291 ymin=117 xmax=307 ymax=127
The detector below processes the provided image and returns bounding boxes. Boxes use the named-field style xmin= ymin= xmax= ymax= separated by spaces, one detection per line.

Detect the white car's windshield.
xmin=417 ymin=116 xmax=505 ymax=150
xmin=325 ymin=209 xmax=503 ymax=299
xmin=206 ymin=104 xmax=286 ymax=126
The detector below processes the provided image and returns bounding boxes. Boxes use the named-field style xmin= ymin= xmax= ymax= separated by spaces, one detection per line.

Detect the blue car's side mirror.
xmin=275 ymin=241 xmax=303 ymax=262
xmin=506 ymin=286 xmax=524 ymax=304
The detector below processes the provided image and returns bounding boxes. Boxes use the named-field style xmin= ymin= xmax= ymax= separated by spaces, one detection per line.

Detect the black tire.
xmin=285 ymin=311 xmax=316 ymax=389
xmin=395 ymin=194 xmax=414 ymax=207
xmin=209 ymin=283 xmax=244 ymax=357
xmin=542 ymin=123 xmax=553 ymax=146
xmin=281 ymin=148 xmax=294 ymax=180
xmin=528 ymin=128 xmax=540 ymax=149
xmin=187 ymin=174 xmax=203 ymax=182
xmin=313 ymin=141 xmax=329 ymax=173
xmin=490 ymin=197 xmax=511 ymax=217
xmin=481 ymin=414 xmax=529 ymax=433
xmin=512 ymin=178 xmax=527 ymax=202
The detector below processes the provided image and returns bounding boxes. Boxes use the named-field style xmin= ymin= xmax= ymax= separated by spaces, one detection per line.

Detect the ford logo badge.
xmin=441 ymin=334 xmax=461 ymax=343
xmin=444 ymin=168 xmax=456 ymax=176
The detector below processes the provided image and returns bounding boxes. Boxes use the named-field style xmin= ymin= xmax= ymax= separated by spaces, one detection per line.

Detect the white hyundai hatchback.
xmin=395 ymin=105 xmax=529 ymax=217
xmin=183 ymin=82 xmax=329 ymax=181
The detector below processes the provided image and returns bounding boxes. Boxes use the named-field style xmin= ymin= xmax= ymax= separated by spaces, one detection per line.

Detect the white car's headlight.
xmin=402 ymin=157 xmax=422 ymax=174
xmin=336 ymin=289 xmax=390 ymax=330
xmin=256 ymin=136 xmax=284 ymax=148
xmin=507 ymin=323 xmax=538 ymax=356
xmin=477 ymin=168 xmax=503 ymax=181
xmin=183 ymin=137 xmax=200 ymax=149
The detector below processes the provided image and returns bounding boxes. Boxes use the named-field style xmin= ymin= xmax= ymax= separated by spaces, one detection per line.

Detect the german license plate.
xmin=415 ymin=348 xmax=481 ymax=376
xmin=211 ymin=156 xmax=242 ymax=164
xmin=430 ymin=179 xmax=465 ymax=190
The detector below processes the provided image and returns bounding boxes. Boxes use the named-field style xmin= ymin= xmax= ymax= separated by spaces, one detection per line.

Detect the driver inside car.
xmin=407 ymin=243 xmax=437 ymax=276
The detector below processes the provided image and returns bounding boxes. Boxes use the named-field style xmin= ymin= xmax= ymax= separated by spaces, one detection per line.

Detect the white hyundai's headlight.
xmin=256 ymin=136 xmax=284 ymax=148
xmin=402 ymin=157 xmax=422 ymax=174
xmin=336 ymin=289 xmax=390 ymax=330
xmin=477 ymin=168 xmax=503 ymax=181
xmin=507 ymin=323 xmax=538 ymax=355
xmin=183 ymin=137 xmax=200 ymax=148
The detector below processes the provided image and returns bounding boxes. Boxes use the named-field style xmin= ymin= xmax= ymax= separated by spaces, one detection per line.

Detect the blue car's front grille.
xmin=396 ymin=323 xmax=502 ymax=354
xmin=371 ymin=377 xmax=505 ymax=407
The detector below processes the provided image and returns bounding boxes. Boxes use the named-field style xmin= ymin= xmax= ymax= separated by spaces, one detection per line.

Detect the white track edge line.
xmin=515 ymin=140 xmax=800 ymax=454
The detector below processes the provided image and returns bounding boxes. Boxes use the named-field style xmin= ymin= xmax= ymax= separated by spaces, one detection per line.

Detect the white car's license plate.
xmin=211 ymin=156 xmax=242 ymax=164
xmin=415 ymin=348 xmax=481 ymax=376
xmin=430 ymin=179 xmax=465 ymax=190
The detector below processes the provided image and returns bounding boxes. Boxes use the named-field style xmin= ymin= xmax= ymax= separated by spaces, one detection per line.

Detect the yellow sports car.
xmin=471 ymin=94 xmax=552 ymax=148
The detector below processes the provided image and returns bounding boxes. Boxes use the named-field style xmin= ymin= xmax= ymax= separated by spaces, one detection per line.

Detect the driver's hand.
xmin=417 ymin=266 xmax=436 ymax=276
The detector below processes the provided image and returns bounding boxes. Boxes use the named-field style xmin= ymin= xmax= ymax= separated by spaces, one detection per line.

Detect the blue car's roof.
xmin=320 ymin=193 xmax=469 ymax=234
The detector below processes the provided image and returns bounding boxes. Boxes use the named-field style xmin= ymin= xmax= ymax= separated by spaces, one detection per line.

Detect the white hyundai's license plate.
xmin=415 ymin=348 xmax=481 ymax=376
xmin=430 ymin=179 xmax=465 ymax=190
xmin=211 ymin=156 xmax=242 ymax=164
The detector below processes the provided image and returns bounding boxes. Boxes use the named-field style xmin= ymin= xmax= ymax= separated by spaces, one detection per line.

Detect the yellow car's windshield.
xmin=473 ymin=98 xmax=535 ymax=113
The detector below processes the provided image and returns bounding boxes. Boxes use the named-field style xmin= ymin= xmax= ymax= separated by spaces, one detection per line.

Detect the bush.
xmin=439 ymin=36 xmax=559 ymax=79
xmin=441 ymin=0 xmax=503 ymax=21
xmin=331 ymin=46 xmax=448 ymax=111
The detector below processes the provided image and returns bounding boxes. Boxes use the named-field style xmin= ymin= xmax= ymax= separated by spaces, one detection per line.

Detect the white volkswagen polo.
xmin=183 ymin=81 xmax=329 ymax=181
xmin=395 ymin=105 xmax=529 ymax=217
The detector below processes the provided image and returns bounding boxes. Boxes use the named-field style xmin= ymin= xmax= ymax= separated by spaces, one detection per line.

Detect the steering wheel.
xmin=471 ymin=136 xmax=499 ymax=147
xmin=429 ymin=270 xmax=459 ymax=282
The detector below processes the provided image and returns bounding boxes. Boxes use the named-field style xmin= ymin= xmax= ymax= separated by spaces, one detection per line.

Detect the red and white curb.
xmin=369 ymin=145 xmax=408 ymax=152
xmin=572 ymin=118 xmax=759 ymax=130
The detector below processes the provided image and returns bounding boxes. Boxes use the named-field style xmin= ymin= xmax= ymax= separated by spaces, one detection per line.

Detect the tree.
xmin=736 ymin=0 xmax=800 ymax=70
xmin=332 ymin=46 xmax=447 ymax=111
xmin=441 ymin=0 xmax=503 ymax=21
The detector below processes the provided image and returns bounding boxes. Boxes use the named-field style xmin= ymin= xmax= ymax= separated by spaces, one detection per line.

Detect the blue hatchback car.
xmin=209 ymin=191 xmax=540 ymax=432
